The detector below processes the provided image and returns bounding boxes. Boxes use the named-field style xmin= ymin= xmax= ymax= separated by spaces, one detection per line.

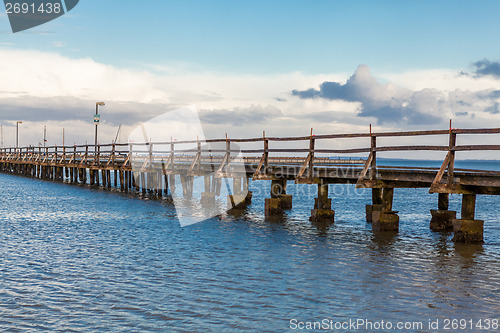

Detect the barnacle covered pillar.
xmin=310 ymin=183 xmax=334 ymax=223
xmin=452 ymin=194 xmax=484 ymax=243
xmin=265 ymin=178 xmax=291 ymax=215
xmin=430 ymin=193 xmax=456 ymax=231
xmin=372 ymin=188 xmax=399 ymax=231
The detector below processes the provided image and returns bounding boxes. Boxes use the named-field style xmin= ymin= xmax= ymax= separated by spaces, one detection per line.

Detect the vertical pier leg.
xmin=124 ymin=171 xmax=129 ymax=193
xmin=310 ymin=183 xmax=334 ymax=223
xmin=243 ymin=177 xmax=252 ymax=205
xmin=102 ymin=169 xmax=107 ymax=188
xmin=201 ymin=175 xmax=216 ymax=206
xmin=366 ymin=188 xmax=383 ymax=223
xmin=228 ymin=177 xmax=250 ymax=210
xmin=134 ymin=172 xmax=139 ymax=192
xmin=163 ymin=173 xmax=169 ymax=196
xmin=430 ymin=193 xmax=456 ymax=231
xmin=141 ymin=173 xmax=147 ymax=196
xmin=372 ymin=188 xmax=399 ymax=231
xmin=265 ymin=178 xmax=292 ymax=215
xmin=169 ymin=174 xmax=176 ymax=194
xmin=452 ymin=194 xmax=484 ymax=243
xmin=119 ymin=170 xmax=125 ymax=192
xmin=180 ymin=174 xmax=192 ymax=198
xmin=107 ymin=171 xmax=112 ymax=189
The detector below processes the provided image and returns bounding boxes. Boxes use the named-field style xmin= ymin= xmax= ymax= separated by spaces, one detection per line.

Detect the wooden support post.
xmin=102 ymin=169 xmax=107 ymax=188
xmin=124 ymin=171 xmax=129 ymax=193
xmin=119 ymin=170 xmax=125 ymax=191
xmin=141 ymin=173 xmax=146 ymax=195
xmin=157 ymin=172 xmax=163 ymax=197
xmin=448 ymin=126 xmax=456 ymax=186
xmin=107 ymin=170 xmax=112 ymax=189
xmin=452 ymin=194 xmax=484 ymax=243
xmin=134 ymin=172 xmax=139 ymax=192
xmin=366 ymin=128 xmax=383 ymax=223
xmin=114 ymin=170 xmax=118 ymax=187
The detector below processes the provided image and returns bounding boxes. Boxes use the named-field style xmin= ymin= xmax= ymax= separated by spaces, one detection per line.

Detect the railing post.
xmin=308 ymin=128 xmax=315 ymax=178
xmin=97 ymin=144 xmax=101 ymax=166
xmin=170 ymin=138 xmax=175 ymax=170
xmin=112 ymin=143 xmax=116 ymax=166
xmin=448 ymin=121 xmax=456 ymax=186
xmin=370 ymin=124 xmax=377 ymax=180
xmin=149 ymin=141 xmax=153 ymax=171
xmin=63 ymin=144 xmax=66 ymax=165
xmin=197 ymin=137 xmax=201 ymax=171
xmin=226 ymin=133 xmax=231 ymax=167
xmin=263 ymin=131 xmax=269 ymax=174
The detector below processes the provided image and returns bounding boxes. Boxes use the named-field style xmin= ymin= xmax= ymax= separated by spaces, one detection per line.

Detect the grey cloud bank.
xmin=292 ymin=64 xmax=500 ymax=125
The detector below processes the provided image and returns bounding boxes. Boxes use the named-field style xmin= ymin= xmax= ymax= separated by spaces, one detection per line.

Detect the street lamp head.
xmin=96 ymin=102 xmax=105 ymax=106
xmin=17 ymin=121 xmax=22 ymax=124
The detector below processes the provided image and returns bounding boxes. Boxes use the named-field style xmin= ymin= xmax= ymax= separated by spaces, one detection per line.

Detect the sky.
xmin=0 ymin=0 xmax=500 ymax=158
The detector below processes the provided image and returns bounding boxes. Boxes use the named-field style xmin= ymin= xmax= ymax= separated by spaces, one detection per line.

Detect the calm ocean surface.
xmin=1 ymin=160 xmax=499 ymax=332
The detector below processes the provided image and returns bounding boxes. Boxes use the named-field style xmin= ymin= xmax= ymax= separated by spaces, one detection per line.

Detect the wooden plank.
xmin=355 ymin=153 xmax=373 ymax=186
xmin=431 ymin=152 xmax=451 ymax=185
xmin=375 ymin=145 xmax=449 ymax=152
xmin=296 ymin=154 xmax=311 ymax=178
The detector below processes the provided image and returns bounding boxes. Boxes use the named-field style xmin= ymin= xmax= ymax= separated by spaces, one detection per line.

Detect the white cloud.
xmin=0 ymin=48 xmax=500 ymax=158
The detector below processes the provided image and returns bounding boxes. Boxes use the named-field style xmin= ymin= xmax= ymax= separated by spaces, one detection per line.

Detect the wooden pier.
xmin=1 ymin=127 xmax=499 ymax=243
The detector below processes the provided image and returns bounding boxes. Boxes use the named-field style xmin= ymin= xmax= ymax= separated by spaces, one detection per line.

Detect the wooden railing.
xmin=1 ymin=128 xmax=499 ymax=184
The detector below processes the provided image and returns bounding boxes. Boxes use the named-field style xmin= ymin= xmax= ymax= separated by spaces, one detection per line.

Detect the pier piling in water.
xmin=452 ymin=194 xmax=484 ymax=243
xmin=1 ymin=127 xmax=499 ymax=243
xmin=310 ymin=183 xmax=334 ymax=223
xmin=430 ymin=193 xmax=456 ymax=231
xmin=372 ymin=188 xmax=399 ymax=232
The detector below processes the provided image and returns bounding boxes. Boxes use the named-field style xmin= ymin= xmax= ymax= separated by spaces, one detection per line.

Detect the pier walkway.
xmin=1 ymin=127 xmax=499 ymax=243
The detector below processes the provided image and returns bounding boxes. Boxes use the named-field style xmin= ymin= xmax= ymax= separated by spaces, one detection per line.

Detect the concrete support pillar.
xmin=107 ymin=170 xmax=112 ymax=189
xmin=265 ymin=178 xmax=292 ymax=215
xmin=124 ymin=171 xmax=129 ymax=193
xmin=366 ymin=188 xmax=383 ymax=223
xmin=102 ymin=169 xmax=107 ymax=188
xmin=430 ymin=193 xmax=456 ymax=231
xmin=372 ymin=188 xmax=399 ymax=231
xmin=201 ymin=175 xmax=216 ymax=206
xmin=310 ymin=183 xmax=334 ymax=223
xmin=452 ymin=194 xmax=484 ymax=243
xmin=169 ymin=174 xmax=176 ymax=194
xmin=134 ymin=173 xmax=140 ymax=192
xmin=180 ymin=174 xmax=193 ymax=198
xmin=163 ymin=173 xmax=169 ymax=195
xmin=140 ymin=173 xmax=146 ymax=195
xmin=228 ymin=177 xmax=252 ymax=209
xmin=119 ymin=170 xmax=125 ymax=191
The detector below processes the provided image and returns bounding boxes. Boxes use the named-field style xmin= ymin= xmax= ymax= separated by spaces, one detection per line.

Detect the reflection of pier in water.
xmin=1 ymin=127 xmax=499 ymax=243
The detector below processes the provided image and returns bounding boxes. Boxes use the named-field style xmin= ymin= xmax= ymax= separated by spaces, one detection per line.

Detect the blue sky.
xmin=0 ymin=1 xmax=500 ymax=152
xmin=2 ymin=1 xmax=500 ymax=73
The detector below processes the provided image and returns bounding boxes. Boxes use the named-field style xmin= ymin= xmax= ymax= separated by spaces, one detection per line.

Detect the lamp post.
xmin=16 ymin=121 xmax=22 ymax=149
xmin=94 ymin=102 xmax=105 ymax=153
